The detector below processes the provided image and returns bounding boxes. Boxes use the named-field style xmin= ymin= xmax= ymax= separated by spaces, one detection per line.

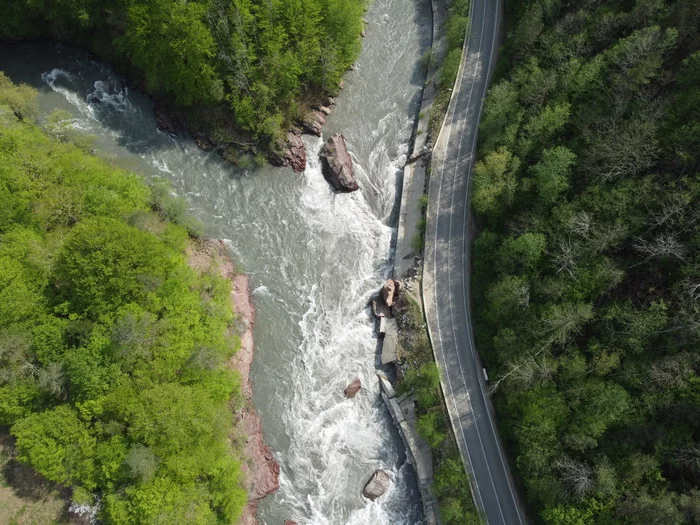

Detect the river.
xmin=0 ymin=0 xmax=430 ymax=522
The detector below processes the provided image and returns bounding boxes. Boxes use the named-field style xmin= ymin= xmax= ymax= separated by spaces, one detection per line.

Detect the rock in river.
xmin=362 ymin=469 xmax=392 ymax=500
xmin=319 ymin=134 xmax=359 ymax=192
xmin=380 ymin=279 xmax=400 ymax=307
xmin=344 ymin=378 xmax=362 ymax=398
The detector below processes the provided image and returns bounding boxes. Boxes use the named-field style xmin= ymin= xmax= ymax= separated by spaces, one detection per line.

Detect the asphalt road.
xmin=421 ymin=0 xmax=527 ymax=522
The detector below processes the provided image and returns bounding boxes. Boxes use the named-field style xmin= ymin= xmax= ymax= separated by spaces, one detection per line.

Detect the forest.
xmin=471 ymin=0 xmax=700 ymax=523
xmin=0 ymin=75 xmax=248 ymax=523
xmin=0 ymin=0 xmax=365 ymax=156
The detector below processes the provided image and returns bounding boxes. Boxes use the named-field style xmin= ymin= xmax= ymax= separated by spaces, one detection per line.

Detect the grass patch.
xmin=410 ymin=194 xmax=430 ymax=252
xmin=0 ymin=435 xmax=67 ymax=525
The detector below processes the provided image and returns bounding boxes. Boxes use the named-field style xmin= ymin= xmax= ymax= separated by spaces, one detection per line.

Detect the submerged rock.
xmin=362 ymin=469 xmax=392 ymax=500
xmin=319 ymin=134 xmax=359 ymax=192
xmin=344 ymin=378 xmax=362 ymax=398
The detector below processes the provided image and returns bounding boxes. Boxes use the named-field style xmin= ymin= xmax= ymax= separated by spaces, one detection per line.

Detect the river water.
xmin=0 ymin=0 xmax=430 ymax=522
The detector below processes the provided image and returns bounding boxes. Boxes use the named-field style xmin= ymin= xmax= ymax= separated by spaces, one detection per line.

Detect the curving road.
xmin=421 ymin=0 xmax=527 ymax=523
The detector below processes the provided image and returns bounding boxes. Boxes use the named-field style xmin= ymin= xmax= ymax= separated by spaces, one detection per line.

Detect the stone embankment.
xmin=187 ymin=239 xmax=279 ymax=525
xmin=377 ymin=373 xmax=440 ymax=525
xmin=394 ymin=0 xmax=448 ymax=279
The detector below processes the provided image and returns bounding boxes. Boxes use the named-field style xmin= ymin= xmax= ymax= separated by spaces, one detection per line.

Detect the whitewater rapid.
xmin=0 ymin=0 xmax=431 ymax=521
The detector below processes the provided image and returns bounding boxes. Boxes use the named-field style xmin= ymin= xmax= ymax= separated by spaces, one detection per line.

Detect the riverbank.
xmin=186 ymin=239 xmax=280 ymax=525
xmin=388 ymin=0 xmax=485 ymax=521
xmin=151 ymin=89 xmax=340 ymax=173
xmin=0 ymin=0 xmax=368 ymax=170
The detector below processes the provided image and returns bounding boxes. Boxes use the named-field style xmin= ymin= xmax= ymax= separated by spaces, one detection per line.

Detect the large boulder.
xmin=344 ymin=378 xmax=362 ymax=398
xmin=380 ymin=279 xmax=400 ymax=307
xmin=362 ymin=469 xmax=391 ymax=500
xmin=319 ymin=134 xmax=359 ymax=192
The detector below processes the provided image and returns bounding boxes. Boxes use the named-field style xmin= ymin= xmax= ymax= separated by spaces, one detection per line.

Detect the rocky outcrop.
xmin=381 ymin=279 xmax=400 ymax=307
xmin=370 ymin=297 xmax=392 ymax=318
xmin=297 ymin=96 xmax=336 ymax=137
xmin=344 ymin=378 xmax=362 ymax=398
xmin=271 ymin=131 xmax=306 ymax=173
xmin=301 ymin=109 xmax=326 ymax=136
xmin=319 ymin=134 xmax=359 ymax=192
xmin=194 ymin=132 xmax=215 ymax=152
xmin=363 ymin=469 xmax=392 ymax=500
xmin=186 ymin=240 xmax=279 ymax=525
xmin=284 ymin=521 xmax=298 ymax=525
xmin=285 ymin=132 xmax=306 ymax=173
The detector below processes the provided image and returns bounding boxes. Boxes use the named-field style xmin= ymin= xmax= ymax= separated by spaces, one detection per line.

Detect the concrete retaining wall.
xmin=378 ymin=374 xmax=440 ymax=525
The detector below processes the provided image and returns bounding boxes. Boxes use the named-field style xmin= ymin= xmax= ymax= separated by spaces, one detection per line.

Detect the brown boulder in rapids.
xmin=362 ymin=469 xmax=392 ymax=500
xmin=319 ymin=133 xmax=359 ymax=192
xmin=344 ymin=378 xmax=362 ymax=398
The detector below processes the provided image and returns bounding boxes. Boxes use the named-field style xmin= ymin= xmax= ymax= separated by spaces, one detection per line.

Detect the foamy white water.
xmin=0 ymin=0 xmax=431 ymax=521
